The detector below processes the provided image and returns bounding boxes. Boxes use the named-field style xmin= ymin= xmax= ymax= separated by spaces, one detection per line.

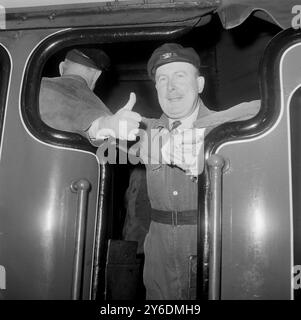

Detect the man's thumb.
xmin=122 ymin=92 xmax=136 ymax=111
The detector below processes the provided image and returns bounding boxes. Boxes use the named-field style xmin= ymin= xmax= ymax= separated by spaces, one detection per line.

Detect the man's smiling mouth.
xmin=168 ymin=96 xmax=182 ymax=102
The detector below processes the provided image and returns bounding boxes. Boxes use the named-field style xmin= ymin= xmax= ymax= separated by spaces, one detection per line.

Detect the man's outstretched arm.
xmin=193 ymin=100 xmax=261 ymax=129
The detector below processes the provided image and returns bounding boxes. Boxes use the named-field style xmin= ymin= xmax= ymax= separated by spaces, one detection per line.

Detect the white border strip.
xmin=0 ymin=5 xmax=5 ymax=30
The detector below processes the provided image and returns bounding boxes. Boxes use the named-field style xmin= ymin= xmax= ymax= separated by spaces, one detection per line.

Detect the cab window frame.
xmin=0 ymin=44 xmax=11 ymax=149
xmin=21 ymin=26 xmax=189 ymax=153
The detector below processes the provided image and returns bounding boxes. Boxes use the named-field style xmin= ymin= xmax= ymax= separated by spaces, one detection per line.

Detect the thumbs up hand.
xmin=120 ymin=92 xmax=136 ymax=112
xmin=95 ymin=92 xmax=142 ymax=141
xmin=112 ymin=92 xmax=141 ymax=140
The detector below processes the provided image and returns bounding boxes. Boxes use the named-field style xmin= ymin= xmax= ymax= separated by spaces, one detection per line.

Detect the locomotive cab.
xmin=0 ymin=0 xmax=300 ymax=300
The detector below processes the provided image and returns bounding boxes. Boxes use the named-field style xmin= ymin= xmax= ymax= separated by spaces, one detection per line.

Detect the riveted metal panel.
xmin=216 ymin=32 xmax=301 ymax=299
xmin=0 ymin=28 xmax=100 ymax=299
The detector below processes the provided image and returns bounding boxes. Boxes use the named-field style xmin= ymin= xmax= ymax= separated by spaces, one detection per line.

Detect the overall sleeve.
xmin=194 ymin=100 xmax=261 ymax=129
xmin=39 ymin=77 xmax=111 ymax=137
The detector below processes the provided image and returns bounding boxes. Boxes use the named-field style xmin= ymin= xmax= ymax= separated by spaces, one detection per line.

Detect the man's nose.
xmin=167 ymin=77 xmax=176 ymax=91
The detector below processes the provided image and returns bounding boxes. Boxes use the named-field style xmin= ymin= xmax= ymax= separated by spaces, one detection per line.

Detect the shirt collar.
xmin=169 ymin=104 xmax=199 ymax=129
xmin=154 ymin=98 xmax=211 ymax=129
xmin=61 ymin=74 xmax=89 ymax=87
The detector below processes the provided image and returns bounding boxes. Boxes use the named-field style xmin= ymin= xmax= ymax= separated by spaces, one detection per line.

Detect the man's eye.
xmin=176 ymin=72 xmax=185 ymax=78
xmin=158 ymin=76 xmax=167 ymax=83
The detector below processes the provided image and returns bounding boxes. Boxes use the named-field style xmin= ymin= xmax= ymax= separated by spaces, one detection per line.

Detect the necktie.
xmin=168 ymin=120 xmax=181 ymax=168
xmin=170 ymin=120 xmax=181 ymax=132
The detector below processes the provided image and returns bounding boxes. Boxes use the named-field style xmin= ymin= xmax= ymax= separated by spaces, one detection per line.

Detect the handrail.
xmin=70 ymin=178 xmax=91 ymax=300
xmin=91 ymin=164 xmax=111 ymax=300
xmin=207 ymin=154 xmax=224 ymax=300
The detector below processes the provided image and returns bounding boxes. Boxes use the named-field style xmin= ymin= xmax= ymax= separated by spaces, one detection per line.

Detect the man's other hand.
xmin=161 ymin=128 xmax=205 ymax=176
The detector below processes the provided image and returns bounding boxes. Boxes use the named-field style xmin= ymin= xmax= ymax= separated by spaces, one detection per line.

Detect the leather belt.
xmin=151 ymin=209 xmax=197 ymax=226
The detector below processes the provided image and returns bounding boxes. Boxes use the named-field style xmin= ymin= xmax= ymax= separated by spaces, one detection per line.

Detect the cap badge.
xmin=161 ymin=52 xmax=178 ymax=60
xmin=78 ymin=51 xmax=90 ymax=59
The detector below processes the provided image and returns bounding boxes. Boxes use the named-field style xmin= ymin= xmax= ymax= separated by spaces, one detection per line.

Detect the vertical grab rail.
xmin=207 ymin=154 xmax=225 ymax=300
xmin=70 ymin=179 xmax=91 ymax=300
xmin=91 ymin=163 xmax=110 ymax=300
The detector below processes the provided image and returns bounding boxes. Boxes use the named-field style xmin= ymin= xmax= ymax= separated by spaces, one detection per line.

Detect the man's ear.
xmin=197 ymin=76 xmax=205 ymax=94
xmin=89 ymin=69 xmax=102 ymax=90
xmin=93 ymin=69 xmax=102 ymax=82
xmin=59 ymin=61 xmax=65 ymax=76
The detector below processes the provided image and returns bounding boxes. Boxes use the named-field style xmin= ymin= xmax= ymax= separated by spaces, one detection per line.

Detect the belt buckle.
xmin=172 ymin=210 xmax=178 ymax=226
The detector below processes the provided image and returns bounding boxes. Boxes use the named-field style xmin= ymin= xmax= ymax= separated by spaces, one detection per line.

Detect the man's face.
xmin=155 ymin=61 xmax=204 ymax=119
